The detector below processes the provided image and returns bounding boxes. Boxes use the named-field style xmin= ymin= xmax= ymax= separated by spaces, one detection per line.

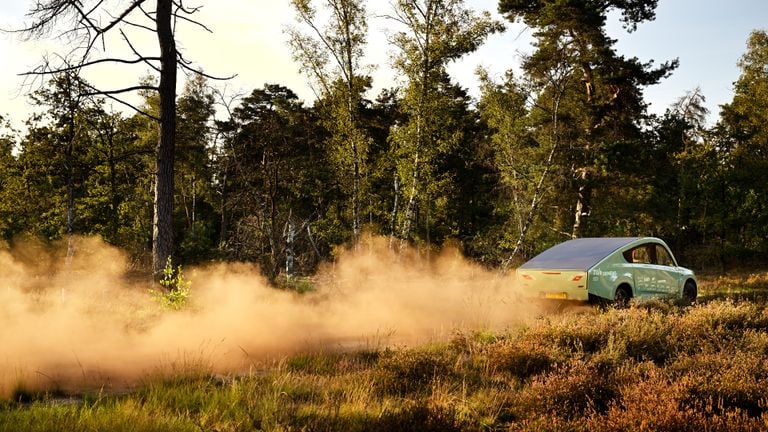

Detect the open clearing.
xmin=2 ymin=273 xmax=768 ymax=431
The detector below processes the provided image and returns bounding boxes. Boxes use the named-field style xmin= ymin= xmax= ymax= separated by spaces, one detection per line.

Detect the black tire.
xmin=682 ymin=280 xmax=697 ymax=305
xmin=614 ymin=285 xmax=631 ymax=308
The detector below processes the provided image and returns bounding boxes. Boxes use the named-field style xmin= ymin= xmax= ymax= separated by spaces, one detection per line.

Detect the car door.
xmin=652 ymin=244 xmax=682 ymax=295
xmin=624 ymin=243 xmax=676 ymax=296
xmin=624 ymin=244 xmax=661 ymax=295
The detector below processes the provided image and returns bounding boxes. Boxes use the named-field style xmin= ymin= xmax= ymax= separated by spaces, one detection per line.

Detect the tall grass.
xmin=4 ymin=294 xmax=768 ymax=430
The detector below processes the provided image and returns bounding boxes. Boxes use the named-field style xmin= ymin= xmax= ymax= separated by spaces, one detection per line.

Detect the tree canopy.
xmin=2 ymin=2 xmax=768 ymax=276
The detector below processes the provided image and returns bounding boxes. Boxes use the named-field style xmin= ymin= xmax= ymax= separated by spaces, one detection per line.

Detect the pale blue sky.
xmin=606 ymin=0 xmax=768 ymax=119
xmin=454 ymin=0 xmax=768 ymax=121
xmin=1 ymin=0 xmax=766 ymax=131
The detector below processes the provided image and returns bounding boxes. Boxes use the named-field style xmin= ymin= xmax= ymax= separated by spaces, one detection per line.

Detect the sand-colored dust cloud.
xmin=0 ymin=235 xmax=534 ymax=397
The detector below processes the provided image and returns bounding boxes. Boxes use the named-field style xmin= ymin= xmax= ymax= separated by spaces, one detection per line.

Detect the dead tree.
xmin=11 ymin=0 xmax=231 ymax=275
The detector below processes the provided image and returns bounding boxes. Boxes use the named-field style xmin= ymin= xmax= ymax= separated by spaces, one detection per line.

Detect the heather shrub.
xmin=527 ymin=311 xmax=615 ymax=354
xmin=512 ymin=359 xmax=618 ymax=420
xmin=583 ymin=367 xmax=768 ymax=432
xmin=372 ymin=401 xmax=462 ymax=432
xmin=612 ymin=308 xmax=674 ymax=363
xmin=671 ymin=300 xmax=768 ymax=355
xmin=742 ymin=329 xmax=768 ymax=355
xmin=672 ymin=352 xmax=768 ymax=416
xmin=374 ymin=347 xmax=456 ymax=396
xmin=6 ymin=283 xmax=768 ymax=431
xmin=486 ymin=337 xmax=564 ymax=380
xmin=507 ymin=415 xmax=581 ymax=432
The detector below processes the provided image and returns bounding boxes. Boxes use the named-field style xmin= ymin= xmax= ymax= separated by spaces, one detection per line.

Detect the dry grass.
xmin=4 ymin=277 xmax=768 ymax=431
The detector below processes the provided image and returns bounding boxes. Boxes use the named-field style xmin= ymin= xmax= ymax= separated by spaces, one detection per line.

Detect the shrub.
xmin=583 ymin=367 xmax=768 ymax=432
xmin=614 ymin=308 xmax=674 ymax=364
xmin=374 ymin=347 xmax=456 ymax=396
xmin=487 ymin=338 xmax=562 ymax=380
xmin=513 ymin=359 xmax=618 ymax=420
xmin=149 ymin=256 xmax=191 ymax=310
xmin=673 ymin=352 xmax=768 ymax=417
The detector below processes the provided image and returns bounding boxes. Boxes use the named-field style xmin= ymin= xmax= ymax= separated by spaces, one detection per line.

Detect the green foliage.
xmin=150 ymin=256 xmax=191 ymax=311
xmin=495 ymin=0 xmax=677 ymax=243
xmin=388 ymin=0 xmax=503 ymax=242
xmin=3 ymin=8 xmax=768 ymax=272
xmin=218 ymin=84 xmax=333 ymax=278
xmin=288 ymin=0 xmax=372 ymax=242
xmin=708 ymin=30 xmax=768 ymax=263
xmin=174 ymin=75 xmax=218 ymax=261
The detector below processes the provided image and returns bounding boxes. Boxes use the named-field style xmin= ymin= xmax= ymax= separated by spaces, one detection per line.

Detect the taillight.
xmin=571 ymin=275 xmax=583 ymax=281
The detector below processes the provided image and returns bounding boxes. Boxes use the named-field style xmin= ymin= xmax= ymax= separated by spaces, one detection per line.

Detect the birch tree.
xmin=387 ymin=0 xmax=502 ymax=243
xmin=288 ymin=0 xmax=370 ymax=244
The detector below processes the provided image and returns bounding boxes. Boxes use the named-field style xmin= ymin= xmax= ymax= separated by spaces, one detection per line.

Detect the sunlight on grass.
xmin=4 ymin=293 xmax=768 ymax=431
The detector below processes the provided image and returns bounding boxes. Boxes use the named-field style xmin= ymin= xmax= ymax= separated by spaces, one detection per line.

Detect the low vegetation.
xmin=3 ymin=277 xmax=768 ymax=431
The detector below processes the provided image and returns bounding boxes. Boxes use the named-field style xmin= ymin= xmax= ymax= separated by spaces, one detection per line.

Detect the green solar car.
xmin=517 ymin=237 xmax=697 ymax=304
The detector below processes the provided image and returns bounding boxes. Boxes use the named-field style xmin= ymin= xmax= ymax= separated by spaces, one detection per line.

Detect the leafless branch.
xmin=81 ymin=85 xmax=157 ymax=97
xmin=85 ymin=84 xmax=159 ymax=122
xmin=176 ymin=51 xmax=236 ymax=81
xmin=120 ymin=29 xmax=161 ymax=73
xmin=20 ymin=56 xmax=159 ymax=77
xmin=174 ymin=12 xmax=213 ymax=33
xmin=178 ymin=63 xmax=237 ymax=81
xmin=173 ymin=0 xmax=203 ymax=16
xmin=99 ymin=0 xmax=147 ymax=35
xmin=11 ymin=0 xmax=226 ymax=121
xmin=121 ymin=19 xmax=155 ymax=33
xmin=212 ymin=84 xmax=245 ymax=120
xmin=138 ymin=3 xmax=157 ymax=20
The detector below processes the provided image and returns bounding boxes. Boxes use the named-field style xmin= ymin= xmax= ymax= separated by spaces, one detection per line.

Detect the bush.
xmin=374 ymin=347 xmax=456 ymax=396
xmin=149 ymin=256 xmax=191 ymax=310
xmin=487 ymin=338 xmax=562 ymax=380
xmin=513 ymin=359 xmax=618 ymax=420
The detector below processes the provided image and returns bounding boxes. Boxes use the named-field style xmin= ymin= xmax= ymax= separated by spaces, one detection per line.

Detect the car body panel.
xmin=517 ymin=269 xmax=589 ymax=301
xmin=518 ymin=237 xmax=697 ymax=302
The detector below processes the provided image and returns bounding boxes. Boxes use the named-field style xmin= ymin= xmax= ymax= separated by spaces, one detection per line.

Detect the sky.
xmin=0 ymin=0 xmax=766 ymax=134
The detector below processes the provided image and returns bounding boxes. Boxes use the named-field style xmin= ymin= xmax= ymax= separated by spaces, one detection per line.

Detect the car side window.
xmin=623 ymin=245 xmax=652 ymax=264
xmin=655 ymin=245 xmax=675 ymax=266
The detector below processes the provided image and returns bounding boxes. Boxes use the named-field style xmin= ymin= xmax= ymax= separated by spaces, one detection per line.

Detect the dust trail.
xmin=0 ymin=235 xmax=535 ymax=397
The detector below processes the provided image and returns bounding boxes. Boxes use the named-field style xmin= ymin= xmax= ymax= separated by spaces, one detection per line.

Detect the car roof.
xmin=519 ymin=237 xmax=647 ymax=271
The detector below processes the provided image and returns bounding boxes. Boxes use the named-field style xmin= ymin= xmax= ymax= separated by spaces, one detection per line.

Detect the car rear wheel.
xmin=614 ymin=285 xmax=631 ymax=308
xmin=682 ymin=280 xmax=697 ymax=305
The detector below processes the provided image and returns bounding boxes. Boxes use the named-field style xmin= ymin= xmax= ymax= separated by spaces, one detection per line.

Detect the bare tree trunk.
xmin=343 ymin=5 xmax=361 ymax=244
xmin=400 ymin=51 xmax=428 ymax=243
xmin=64 ymin=121 xmax=76 ymax=299
xmin=63 ymin=73 xmax=78 ymax=279
xmin=389 ymin=174 xmax=399 ymax=249
xmin=65 ymin=126 xmax=76 ymax=264
xmin=285 ymin=209 xmax=295 ymax=279
xmin=350 ymin=121 xmax=361 ymax=243
xmin=502 ymin=71 xmax=570 ymax=268
xmin=507 ymin=143 xmax=559 ymax=263
xmin=401 ymin=152 xmax=420 ymax=242
xmin=108 ymin=144 xmax=119 ymax=240
xmin=219 ymin=163 xmax=229 ymax=249
xmin=572 ymin=169 xmax=591 ymax=238
xmin=152 ymin=0 xmax=177 ymax=276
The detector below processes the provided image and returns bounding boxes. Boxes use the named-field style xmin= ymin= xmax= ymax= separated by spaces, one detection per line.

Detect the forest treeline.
xmin=1 ymin=1 xmax=767 ymax=279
